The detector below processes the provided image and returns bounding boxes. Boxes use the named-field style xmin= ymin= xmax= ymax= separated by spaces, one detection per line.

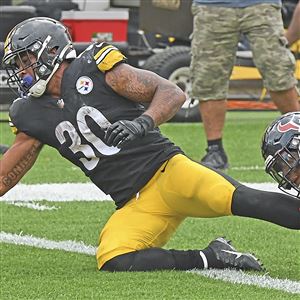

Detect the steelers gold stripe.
xmin=94 ymin=45 xmax=117 ymax=61
xmin=96 ymin=50 xmax=125 ymax=72
xmin=95 ymin=47 xmax=119 ymax=65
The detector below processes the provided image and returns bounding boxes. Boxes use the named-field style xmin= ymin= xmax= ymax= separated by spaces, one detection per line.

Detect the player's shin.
xmin=100 ymin=248 xmax=206 ymax=272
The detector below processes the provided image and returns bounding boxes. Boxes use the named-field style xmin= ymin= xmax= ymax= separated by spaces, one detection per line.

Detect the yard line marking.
xmin=0 ymin=183 xmax=283 ymax=202
xmin=0 ymin=183 xmax=112 ymax=202
xmin=245 ymin=183 xmax=284 ymax=193
xmin=190 ymin=269 xmax=300 ymax=295
xmin=231 ymin=166 xmax=265 ymax=171
xmin=1 ymin=231 xmax=299 ymax=295
xmin=7 ymin=201 xmax=59 ymax=211
xmin=0 ymin=231 xmax=96 ymax=256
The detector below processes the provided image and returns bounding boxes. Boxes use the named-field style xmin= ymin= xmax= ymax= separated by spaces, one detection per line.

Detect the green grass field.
xmin=1 ymin=111 xmax=299 ymax=299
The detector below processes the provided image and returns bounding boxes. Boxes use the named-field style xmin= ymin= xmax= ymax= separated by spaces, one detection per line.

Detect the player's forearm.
xmin=144 ymin=82 xmax=186 ymax=126
xmin=0 ymin=140 xmax=42 ymax=196
xmin=106 ymin=64 xmax=186 ymax=126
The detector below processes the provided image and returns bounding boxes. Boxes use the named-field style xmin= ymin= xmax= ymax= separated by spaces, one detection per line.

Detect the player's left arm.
xmin=105 ymin=63 xmax=186 ymax=126
xmin=0 ymin=132 xmax=43 ymax=196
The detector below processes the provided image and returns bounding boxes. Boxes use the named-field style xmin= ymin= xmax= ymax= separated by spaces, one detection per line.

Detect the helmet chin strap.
xmin=29 ymin=63 xmax=59 ymax=97
xmin=29 ymin=43 xmax=74 ymax=98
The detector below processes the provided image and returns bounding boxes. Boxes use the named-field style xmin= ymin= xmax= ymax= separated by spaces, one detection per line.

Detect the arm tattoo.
xmin=150 ymin=83 xmax=184 ymax=124
xmin=107 ymin=65 xmax=186 ymax=124
xmin=2 ymin=143 xmax=40 ymax=187
xmin=108 ymin=66 xmax=159 ymax=101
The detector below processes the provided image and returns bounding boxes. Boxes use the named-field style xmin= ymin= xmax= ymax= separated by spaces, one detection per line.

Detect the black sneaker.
xmin=201 ymin=145 xmax=229 ymax=170
xmin=208 ymin=237 xmax=263 ymax=271
xmin=0 ymin=144 xmax=9 ymax=154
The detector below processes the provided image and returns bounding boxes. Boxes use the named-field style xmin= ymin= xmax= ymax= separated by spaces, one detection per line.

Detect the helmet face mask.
xmin=5 ymin=44 xmax=42 ymax=96
xmin=265 ymin=144 xmax=300 ymax=197
xmin=262 ymin=112 xmax=300 ymax=198
xmin=2 ymin=17 xmax=76 ymax=97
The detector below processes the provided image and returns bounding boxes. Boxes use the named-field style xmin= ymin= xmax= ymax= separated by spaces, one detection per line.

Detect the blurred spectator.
xmin=285 ymin=1 xmax=300 ymax=46
xmin=190 ymin=0 xmax=300 ymax=170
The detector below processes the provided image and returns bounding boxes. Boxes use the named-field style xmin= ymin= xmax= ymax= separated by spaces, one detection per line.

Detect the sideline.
xmin=1 ymin=231 xmax=299 ymax=295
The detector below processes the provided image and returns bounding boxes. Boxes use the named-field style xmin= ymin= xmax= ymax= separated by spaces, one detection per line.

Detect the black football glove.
xmin=104 ymin=115 xmax=155 ymax=148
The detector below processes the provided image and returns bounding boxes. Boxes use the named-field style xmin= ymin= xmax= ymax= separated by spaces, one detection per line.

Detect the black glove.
xmin=104 ymin=115 xmax=155 ymax=148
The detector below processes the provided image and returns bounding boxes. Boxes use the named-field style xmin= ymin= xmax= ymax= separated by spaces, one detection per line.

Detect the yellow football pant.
xmin=96 ymin=154 xmax=236 ymax=269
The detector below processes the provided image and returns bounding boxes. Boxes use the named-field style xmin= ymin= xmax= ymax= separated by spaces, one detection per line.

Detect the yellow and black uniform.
xmin=9 ymin=43 xmax=183 ymax=208
xmin=9 ymin=43 xmax=300 ymax=271
xmin=8 ymin=42 xmax=237 ymax=267
xmin=98 ymin=154 xmax=238 ymax=269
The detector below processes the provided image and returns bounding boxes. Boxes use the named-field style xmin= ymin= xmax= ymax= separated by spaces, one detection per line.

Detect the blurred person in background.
xmin=285 ymin=1 xmax=300 ymax=46
xmin=190 ymin=0 xmax=300 ymax=170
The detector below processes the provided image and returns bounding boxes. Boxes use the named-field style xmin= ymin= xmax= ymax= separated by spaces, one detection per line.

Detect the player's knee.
xmin=207 ymin=183 xmax=235 ymax=215
xmin=100 ymin=253 xmax=134 ymax=272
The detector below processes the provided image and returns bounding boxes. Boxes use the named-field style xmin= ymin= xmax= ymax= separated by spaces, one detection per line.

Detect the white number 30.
xmin=55 ymin=106 xmax=119 ymax=170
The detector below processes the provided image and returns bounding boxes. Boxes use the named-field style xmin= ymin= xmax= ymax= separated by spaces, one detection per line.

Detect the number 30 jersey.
xmin=9 ymin=43 xmax=183 ymax=208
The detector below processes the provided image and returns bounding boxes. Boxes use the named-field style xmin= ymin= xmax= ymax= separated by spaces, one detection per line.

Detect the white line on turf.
xmin=0 ymin=231 xmax=96 ymax=255
xmin=7 ymin=201 xmax=59 ymax=211
xmin=190 ymin=269 xmax=300 ymax=295
xmin=1 ymin=231 xmax=299 ymax=295
xmin=231 ymin=166 xmax=265 ymax=171
xmin=0 ymin=183 xmax=112 ymax=202
xmin=0 ymin=182 xmax=284 ymax=202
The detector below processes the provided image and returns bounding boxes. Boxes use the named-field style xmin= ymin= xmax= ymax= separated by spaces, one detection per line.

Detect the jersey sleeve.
xmin=8 ymin=115 xmax=18 ymax=135
xmin=8 ymin=98 xmax=23 ymax=135
xmin=93 ymin=43 xmax=127 ymax=72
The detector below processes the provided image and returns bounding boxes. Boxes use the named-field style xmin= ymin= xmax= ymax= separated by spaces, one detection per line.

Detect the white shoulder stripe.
xmin=95 ymin=42 xmax=105 ymax=48
xmin=95 ymin=46 xmax=118 ymax=65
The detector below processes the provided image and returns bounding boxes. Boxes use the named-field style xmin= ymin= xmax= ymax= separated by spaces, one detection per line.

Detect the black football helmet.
xmin=262 ymin=112 xmax=300 ymax=198
xmin=2 ymin=17 xmax=76 ymax=97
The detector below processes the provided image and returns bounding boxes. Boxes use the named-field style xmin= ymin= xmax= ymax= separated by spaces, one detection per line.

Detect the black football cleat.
xmin=208 ymin=237 xmax=263 ymax=271
xmin=201 ymin=145 xmax=229 ymax=170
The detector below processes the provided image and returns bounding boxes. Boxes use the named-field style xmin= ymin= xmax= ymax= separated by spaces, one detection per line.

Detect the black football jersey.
xmin=9 ymin=43 xmax=183 ymax=208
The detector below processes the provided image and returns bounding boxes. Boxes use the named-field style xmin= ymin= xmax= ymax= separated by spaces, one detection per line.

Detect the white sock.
xmin=199 ymin=251 xmax=208 ymax=269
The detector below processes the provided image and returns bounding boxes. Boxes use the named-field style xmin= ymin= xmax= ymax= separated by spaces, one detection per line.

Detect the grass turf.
xmin=1 ymin=111 xmax=299 ymax=299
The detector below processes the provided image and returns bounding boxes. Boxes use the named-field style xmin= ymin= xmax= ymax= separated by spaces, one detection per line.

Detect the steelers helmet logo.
xmin=76 ymin=76 xmax=93 ymax=95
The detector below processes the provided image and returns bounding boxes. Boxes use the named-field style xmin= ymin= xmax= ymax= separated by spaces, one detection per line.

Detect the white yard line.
xmin=0 ymin=231 xmax=299 ymax=295
xmin=0 ymin=182 xmax=284 ymax=202
xmin=0 ymin=183 xmax=112 ymax=202
xmin=0 ymin=231 xmax=96 ymax=255
xmin=7 ymin=201 xmax=59 ymax=211
xmin=190 ymin=269 xmax=300 ymax=295
xmin=231 ymin=166 xmax=265 ymax=171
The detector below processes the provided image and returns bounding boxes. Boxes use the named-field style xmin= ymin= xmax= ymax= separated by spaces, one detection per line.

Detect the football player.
xmin=0 ymin=18 xmax=299 ymax=272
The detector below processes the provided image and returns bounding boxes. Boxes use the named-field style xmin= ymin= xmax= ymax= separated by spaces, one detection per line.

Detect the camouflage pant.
xmin=190 ymin=3 xmax=297 ymax=100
